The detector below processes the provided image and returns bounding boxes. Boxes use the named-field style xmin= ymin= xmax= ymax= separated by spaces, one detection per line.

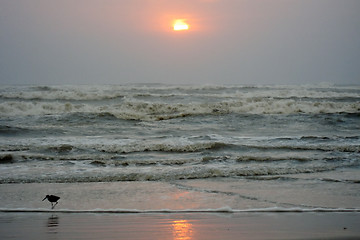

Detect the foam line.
xmin=1 ymin=207 xmax=359 ymax=214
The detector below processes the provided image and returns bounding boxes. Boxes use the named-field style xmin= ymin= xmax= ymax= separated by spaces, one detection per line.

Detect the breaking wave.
xmin=1 ymin=84 xmax=359 ymax=120
xmin=1 ymin=99 xmax=359 ymax=120
xmin=0 ymin=161 xmax=354 ymax=183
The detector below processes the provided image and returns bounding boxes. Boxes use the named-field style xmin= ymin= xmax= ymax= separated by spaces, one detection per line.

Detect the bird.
xmin=42 ymin=195 xmax=60 ymax=209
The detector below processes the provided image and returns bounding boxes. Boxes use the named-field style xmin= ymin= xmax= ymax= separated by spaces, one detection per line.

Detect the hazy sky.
xmin=1 ymin=0 xmax=359 ymax=85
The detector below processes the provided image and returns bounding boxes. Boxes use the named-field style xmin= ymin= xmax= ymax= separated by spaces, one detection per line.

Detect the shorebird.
xmin=42 ymin=195 xmax=60 ymax=209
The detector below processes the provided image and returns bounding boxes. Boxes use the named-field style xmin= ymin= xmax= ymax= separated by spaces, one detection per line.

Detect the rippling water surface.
xmin=1 ymin=84 xmax=359 ymax=182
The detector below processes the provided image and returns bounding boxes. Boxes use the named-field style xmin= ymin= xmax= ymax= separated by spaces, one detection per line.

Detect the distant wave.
xmin=1 ymin=84 xmax=359 ymax=101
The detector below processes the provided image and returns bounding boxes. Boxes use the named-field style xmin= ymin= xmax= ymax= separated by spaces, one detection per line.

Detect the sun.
xmin=173 ymin=19 xmax=189 ymax=31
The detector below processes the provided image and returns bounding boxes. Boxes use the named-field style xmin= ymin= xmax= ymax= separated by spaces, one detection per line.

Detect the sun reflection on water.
xmin=172 ymin=220 xmax=194 ymax=240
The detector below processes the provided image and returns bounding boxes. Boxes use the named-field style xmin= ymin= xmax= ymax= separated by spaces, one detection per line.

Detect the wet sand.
xmin=0 ymin=181 xmax=359 ymax=239
xmin=1 ymin=177 xmax=359 ymax=211
xmin=1 ymin=212 xmax=360 ymax=240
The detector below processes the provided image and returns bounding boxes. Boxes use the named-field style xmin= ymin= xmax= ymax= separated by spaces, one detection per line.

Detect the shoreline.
xmin=1 ymin=207 xmax=360 ymax=214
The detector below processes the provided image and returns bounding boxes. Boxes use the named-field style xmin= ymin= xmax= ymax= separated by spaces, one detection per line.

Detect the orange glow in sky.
xmin=173 ymin=19 xmax=189 ymax=31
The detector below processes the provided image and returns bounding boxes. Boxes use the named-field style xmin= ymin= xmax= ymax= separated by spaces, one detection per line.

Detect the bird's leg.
xmin=52 ymin=202 xmax=58 ymax=209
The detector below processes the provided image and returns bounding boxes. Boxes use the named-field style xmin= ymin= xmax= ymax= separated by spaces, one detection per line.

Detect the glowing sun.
xmin=173 ymin=19 xmax=189 ymax=31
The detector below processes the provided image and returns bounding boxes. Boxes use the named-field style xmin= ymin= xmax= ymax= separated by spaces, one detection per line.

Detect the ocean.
xmin=0 ymin=84 xmax=359 ymax=212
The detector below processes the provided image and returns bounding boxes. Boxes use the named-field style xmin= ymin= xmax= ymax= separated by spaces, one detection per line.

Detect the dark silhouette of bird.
xmin=42 ymin=195 xmax=60 ymax=209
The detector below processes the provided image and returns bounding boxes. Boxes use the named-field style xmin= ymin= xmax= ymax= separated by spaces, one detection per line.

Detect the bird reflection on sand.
xmin=47 ymin=214 xmax=59 ymax=235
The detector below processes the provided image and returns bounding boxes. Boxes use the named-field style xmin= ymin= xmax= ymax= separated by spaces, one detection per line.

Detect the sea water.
xmin=0 ymin=84 xmax=359 ymax=211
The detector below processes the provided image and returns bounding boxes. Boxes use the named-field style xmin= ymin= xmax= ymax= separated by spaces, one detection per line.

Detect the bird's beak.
xmin=42 ymin=197 xmax=47 ymax=201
